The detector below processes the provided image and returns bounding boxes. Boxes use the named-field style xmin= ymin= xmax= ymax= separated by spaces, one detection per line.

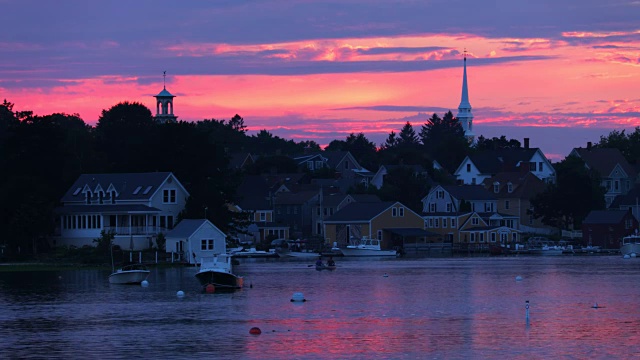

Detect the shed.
xmin=165 ymin=219 xmax=227 ymax=265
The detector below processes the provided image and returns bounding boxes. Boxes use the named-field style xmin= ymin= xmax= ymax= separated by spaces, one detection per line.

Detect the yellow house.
xmin=323 ymin=201 xmax=427 ymax=250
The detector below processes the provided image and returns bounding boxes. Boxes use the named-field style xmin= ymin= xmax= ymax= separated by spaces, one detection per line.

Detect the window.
xmin=260 ymin=212 xmax=266 ymax=221
xmin=538 ymin=162 xmax=543 ymax=172
xmin=377 ymin=230 xmax=382 ymax=240
xmin=446 ymin=203 xmax=452 ymax=212
xmin=493 ymin=183 xmax=499 ymax=193
xmin=163 ymin=189 xmax=176 ymax=203
xmin=507 ymin=183 xmax=513 ymax=193
xmin=307 ymin=162 xmax=314 ymax=170
xmin=614 ymin=180 xmax=620 ymax=191
xmin=470 ymin=233 xmax=475 ymax=242
xmin=466 ymin=164 xmax=471 ymax=172
xmin=429 ymin=203 xmax=436 ymax=212
xmin=443 ymin=218 xmax=447 ymax=228
xmin=626 ymin=219 xmax=633 ymax=229
xmin=472 ymin=217 xmax=479 ymax=225
xmin=392 ymin=208 xmax=397 ymax=217
xmin=201 ymin=239 xmax=207 ymax=250
xmin=434 ymin=218 xmax=439 ymax=228
xmin=505 ymin=200 xmax=510 ymax=210
xmin=143 ymin=186 xmax=153 ymax=194
xmin=479 ymin=233 xmax=484 ymax=242
xmin=428 ymin=218 xmax=433 ymax=227
xmin=437 ymin=190 xmax=444 ymax=199
xmin=485 ymin=202 xmax=493 ymax=212
xmin=451 ymin=218 xmax=456 ymax=228
xmin=491 ymin=233 xmax=496 ymax=242
xmin=315 ymin=160 xmax=323 ymax=169
xmin=399 ymin=207 xmax=404 ymax=217
xmin=529 ymin=162 xmax=536 ymax=171
xmin=133 ymin=186 xmax=142 ymax=195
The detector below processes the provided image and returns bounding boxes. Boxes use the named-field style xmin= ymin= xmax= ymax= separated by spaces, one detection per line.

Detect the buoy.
xmin=141 ymin=280 xmax=149 ymax=287
xmin=525 ymin=300 xmax=530 ymax=323
xmin=177 ymin=290 xmax=185 ymax=298
xmin=205 ymin=284 xmax=215 ymax=294
xmin=624 ymin=254 xmax=631 ymax=259
xmin=632 ymin=253 xmax=637 ymax=258
xmin=515 ymin=276 xmax=523 ymax=281
xmin=592 ymin=303 xmax=599 ymax=309
xmin=383 ymin=273 xmax=389 ymax=278
xmin=249 ymin=327 xmax=261 ymax=335
xmin=291 ymin=292 xmax=306 ymax=302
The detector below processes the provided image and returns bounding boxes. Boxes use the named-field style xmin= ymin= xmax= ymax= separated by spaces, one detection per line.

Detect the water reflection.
xmin=2 ymin=256 xmax=640 ymax=358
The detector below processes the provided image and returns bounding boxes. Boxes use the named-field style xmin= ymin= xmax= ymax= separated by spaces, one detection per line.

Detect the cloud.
xmin=331 ymin=105 xmax=451 ymax=113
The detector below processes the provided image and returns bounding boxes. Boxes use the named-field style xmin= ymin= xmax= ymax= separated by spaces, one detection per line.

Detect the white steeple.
xmin=456 ymin=51 xmax=474 ymax=143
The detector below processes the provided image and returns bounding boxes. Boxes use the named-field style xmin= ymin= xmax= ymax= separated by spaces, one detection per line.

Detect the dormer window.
xmin=493 ymin=182 xmax=500 ymax=193
xmin=507 ymin=183 xmax=513 ymax=193
xmin=315 ymin=161 xmax=323 ymax=169
xmin=466 ymin=163 xmax=471 ymax=172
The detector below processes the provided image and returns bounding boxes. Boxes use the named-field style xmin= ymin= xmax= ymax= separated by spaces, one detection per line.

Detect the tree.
xmin=474 ymin=135 xmax=521 ymax=151
xmin=398 ymin=122 xmax=419 ymax=146
xmin=420 ymin=111 xmax=470 ymax=173
xmin=597 ymin=128 xmax=640 ymax=165
xmin=376 ymin=166 xmax=430 ymax=212
xmin=325 ymin=133 xmax=378 ymax=170
xmin=531 ymin=156 xmax=606 ymax=230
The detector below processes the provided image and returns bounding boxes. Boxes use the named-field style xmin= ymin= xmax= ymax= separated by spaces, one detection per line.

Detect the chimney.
xmin=587 ymin=142 xmax=592 ymax=150
xmin=524 ymin=138 xmax=530 ymax=149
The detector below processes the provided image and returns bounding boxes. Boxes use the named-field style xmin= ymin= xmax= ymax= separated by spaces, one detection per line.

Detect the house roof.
xmin=442 ymin=185 xmax=497 ymax=201
xmin=323 ymin=151 xmax=349 ymax=168
xmin=611 ymin=184 xmax=640 ymax=208
xmin=485 ymin=172 xmax=547 ymax=198
xmin=166 ymin=219 xmax=212 ymax=239
xmin=573 ymin=147 xmax=636 ymax=178
xmin=350 ymin=194 xmax=382 ymax=203
xmin=55 ymin=204 xmax=161 ymax=214
xmin=468 ymin=148 xmax=539 ymax=174
xmin=582 ymin=210 xmax=630 ymax=224
xmin=235 ymin=175 xmax=273 ymax=210
xmin=274 ymin=190 xmax=318 ymax=205
xmin=60 ymin=172 xmax=184 ymax=203
xmin=228 ymin=152 xmax=254 ymax=169
xmin=324 ymin=201 xmax=396 ymax=222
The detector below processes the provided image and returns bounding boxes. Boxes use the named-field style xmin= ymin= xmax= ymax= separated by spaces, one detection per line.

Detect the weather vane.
xmin=463 ymin=48 xmax=467 ymax=60
xmin=163 ymin=71 xmax=166 ymax=89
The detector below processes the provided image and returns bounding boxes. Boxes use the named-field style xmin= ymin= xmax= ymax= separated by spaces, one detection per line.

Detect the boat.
xmin=231 ymin=247 xmax=278 ymax=258
xmin=195 ymin=254 xmax=244 ymax=290
xmin=108 ymin=263 xmax=150 ymax=284
xmin=528 ymin=244 xmax=564 ymax=256
xmin=315 ymin=264 xmax=337 ymax=271
xmin=620 ymin=234 xmax=640 ymax=256
xmin=339 ymin=237 xmax=397 ymax=257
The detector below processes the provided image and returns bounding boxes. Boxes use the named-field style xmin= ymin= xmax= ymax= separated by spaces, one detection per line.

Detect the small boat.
xmin=108 ymin=264 xmax=150 ymax=284
xmin=195 ymin=254 xmax=244 ymax=290
xmin=529 ymin=245 xmax=564 ymax=256
xmin=620 ymin=234 xmax=640 ymax=256
xmin=231 ymin=248 xmax=278 ymax=258
xmin=315 ymin=264 xmax=336 ymax=271
xmin=339 ymin=237 xmax=397 ymax=257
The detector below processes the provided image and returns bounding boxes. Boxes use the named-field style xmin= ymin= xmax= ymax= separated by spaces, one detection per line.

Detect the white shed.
xmin=165 ymin=219 xmax=227 ymax=265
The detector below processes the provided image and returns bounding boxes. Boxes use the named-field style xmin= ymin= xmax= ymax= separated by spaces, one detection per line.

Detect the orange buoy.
xmin=205 ymin=284 xmax=215 ymax=294
xmin=249 ymin=327 xmax=261 ymax=335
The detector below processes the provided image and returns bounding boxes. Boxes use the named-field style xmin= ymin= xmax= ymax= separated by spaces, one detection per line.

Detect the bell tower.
xmin=154 ymin=71 xmax=177 ymax=123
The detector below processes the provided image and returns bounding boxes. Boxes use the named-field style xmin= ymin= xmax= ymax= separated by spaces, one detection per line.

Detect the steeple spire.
xmin=163 ymin=70 xmax=166 ymax=89
xmin=456 ymin=49 xmax=475 ymax=143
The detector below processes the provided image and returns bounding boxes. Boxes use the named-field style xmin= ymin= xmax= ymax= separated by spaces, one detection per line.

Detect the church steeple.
xmin=154 ymin=71 xmax=177 ymax=123
xmin=457 ymin=51 xmax=474 ymax=143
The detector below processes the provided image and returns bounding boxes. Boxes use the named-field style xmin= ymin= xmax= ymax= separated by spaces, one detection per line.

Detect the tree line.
xmin=1 ymin=99 xmax=638 ymax=256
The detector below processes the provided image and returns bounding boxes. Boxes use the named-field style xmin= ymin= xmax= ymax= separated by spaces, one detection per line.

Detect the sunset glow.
xmin=1 ymin=1 xmax=639 ymax=160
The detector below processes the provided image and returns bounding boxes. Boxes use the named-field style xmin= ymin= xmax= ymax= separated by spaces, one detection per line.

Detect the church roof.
xmin=155 ymin=88 xmax=175 ymax=97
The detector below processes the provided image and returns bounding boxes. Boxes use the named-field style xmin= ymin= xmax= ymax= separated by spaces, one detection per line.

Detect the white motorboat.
xmin=195 ymin=254 xmax=243 ymax=290
xmin=231 ymin=247 xmax=278 ymax=258
xmin=528 ymin=245 xmax=564 ymax=256
xmin=339 ymin=237 xmax=397 ymax=257
xmin=108 ymin=264 xmax=150 ymax=284
xmin=620 ymin=234 xmax=640 ymax=256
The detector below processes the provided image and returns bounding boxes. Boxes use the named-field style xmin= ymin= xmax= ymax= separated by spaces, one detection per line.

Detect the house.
xmin=273 ymin=190 xmax=319 ymax=238
xmin=311 ymin=190 xmax=382 ymax=237
xmin=421 ymin=184 xmax=520 ymax=247
xmin=484 ymin=172 xmax=554 ymax=235
xmin=323 ymin=201 xmax=427 ymax=250
xmin=294 ymin=151 xmax=371 ymax=185
xmin=165 ymin=219 xmax=226 ymax=265
xmin=610 ymin=184 xmax=640 ymax=222
xmin=370 ymin=164 xmax=431 ymax=190
xmin=54 ymin=172 xmax=189 ymax=249
xmin=569 ymin=144 xmax=636 ymax=208
xmin=232 ymin=175 xmax=289 ymax=244
xmin=228 ymin=152 xmax=255 ymax=171
xmin=454 ymin=138 xmax=555 ymax=185
xmin=581 ymin=209 xmax=638 ymax=249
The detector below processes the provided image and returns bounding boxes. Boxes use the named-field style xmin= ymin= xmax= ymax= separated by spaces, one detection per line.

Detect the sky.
xmin=1 ymin=0 xmax=639 ymax=161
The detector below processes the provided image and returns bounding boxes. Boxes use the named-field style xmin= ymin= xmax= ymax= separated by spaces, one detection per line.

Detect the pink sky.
xmin=1 ymin=1 xmax=639 ymax=161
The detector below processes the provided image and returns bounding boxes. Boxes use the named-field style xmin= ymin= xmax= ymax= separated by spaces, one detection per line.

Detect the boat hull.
xmin=315 ymin=265 xmax=336 ymax=271
xmin=339 ymin=248 xmax=397 ymax=257
xmin=620 ymin=242 xmax=640 ymax=256
xmin=108 ymin=270 xmax=150 ymax=284
xmin=195 ymin=270 xmax=244 ymax=289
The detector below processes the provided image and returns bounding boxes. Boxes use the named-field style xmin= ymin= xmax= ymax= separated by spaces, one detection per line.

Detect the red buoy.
xmin=249 ymin=327 xmax=261 ymax=335
xmin=205 ymin=284 xmax=215 ymax=294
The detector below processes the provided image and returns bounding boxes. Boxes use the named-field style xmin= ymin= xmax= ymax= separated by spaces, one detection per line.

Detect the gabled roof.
xmin=442 ymin=185 xmax=497 ymax=201
xmin=274 ymin=190 xmax=318 ymax=205
xmin=235 ymin=175 xmax=273 ymax=211
xmin=461 ymin=148 xmax=539 ymax=175
xmin=582 ymin=210 xmax=630 ymax=224
xmin=485 ymin=172 xmax=546 ymax=198
xmin=572 ymin=147 xmax=636 ymax=178
xmin=228 ymin=152 xmax=254 ymax=169
xmin=61 ymin=172 xmax=186 ymax=203
xmin=166 ymin=219 xmax=223 ymax=239
xmin=323 ymin=151 xmax=350 ymax=168
xmin=324 ymin=201 xmax=396 ymax=222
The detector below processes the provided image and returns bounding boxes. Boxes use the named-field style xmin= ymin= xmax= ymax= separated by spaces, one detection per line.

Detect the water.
xmin=2 ymin=256 xmax=640 ymax=359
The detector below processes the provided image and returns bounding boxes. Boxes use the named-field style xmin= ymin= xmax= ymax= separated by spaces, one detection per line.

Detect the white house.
xmin=54 ymin=172 xmax=189 ymax=249
xmin=165 ymin=219 xmax=227 ymax=265
xmin=454 ymin=139 xmax=555 ymax=185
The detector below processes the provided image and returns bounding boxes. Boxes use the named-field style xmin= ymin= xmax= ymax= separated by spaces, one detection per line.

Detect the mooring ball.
xmin=291 ymin=292 xmax=305 ymax=302
xmin=141 ymin=280 xmax=149 ymax=287
xmin=177 ymin=290 xmax=185 ymax=297
xmin=515 ymin=276 xmax=523 ymax=281
xmin=249 ymin=327 xmax=261 ymax=335
xmin=624 ymin=254 xmax=631 ymax=259
xmin=205 ymin=284 xmax=215 ymax=293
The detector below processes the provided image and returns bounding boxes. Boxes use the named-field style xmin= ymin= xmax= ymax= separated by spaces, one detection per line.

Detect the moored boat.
xmin=339 ymin=237 xmax=397 ymax=257
xmin=195 ymin=254 xmax=243 ymax=290
xmin=620 ymin=234 xmax=640 ymax=256
xmin=109 ymin=264 xmax=150 ymax=284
